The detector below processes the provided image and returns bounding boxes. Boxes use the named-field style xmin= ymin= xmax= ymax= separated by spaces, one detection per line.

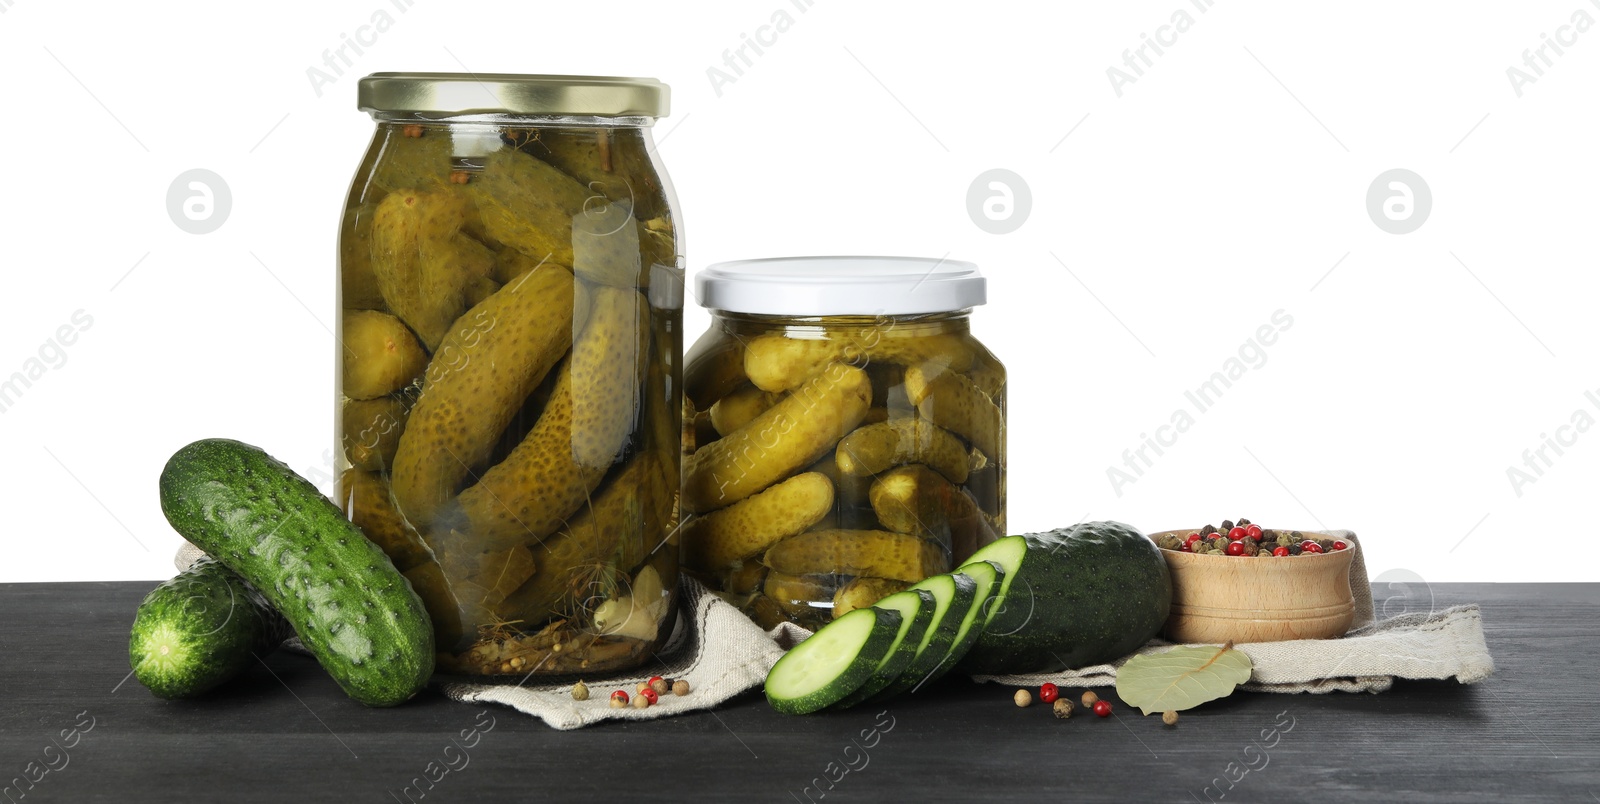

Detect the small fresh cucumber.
xmin=834 ymin=589 xmax=936 ymax=709
xmin=129 ymin=557 xmax=291 ymax=699
xmin=924 ymin=559 xmax=1004 ymax=685
xmin=957 ymin=521 xmax=1171 ymax=675
xmin=765 ymin=607 xmax=902 ymax=715
xmin=872 ymin=571 xmax=979 ymax=701
xmin=159 ymin=438 xmax=434 ymax=706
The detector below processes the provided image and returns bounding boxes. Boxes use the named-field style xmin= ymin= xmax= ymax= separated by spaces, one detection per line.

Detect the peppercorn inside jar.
xmin=334 ymin=73 xmax=685 ymax=678
xmin=681 ymin=257 xmax=1005 ymax=630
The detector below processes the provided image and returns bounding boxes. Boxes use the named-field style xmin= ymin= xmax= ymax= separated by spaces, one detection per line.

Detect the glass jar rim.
xmin=358 ymin=72 xmax=669 ymax=118
xmin=694 ymin=256 xmax=987 ymax=316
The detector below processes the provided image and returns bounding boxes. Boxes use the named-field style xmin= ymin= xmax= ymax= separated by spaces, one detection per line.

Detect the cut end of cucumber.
xmin=905 ymin=574 xmax=960 ymax=656
xmin=835 ymin=589 xmax=936 ymax=710
xmin=766 ymin=607 xmax=899 ymax=715
xmin=925 ymin=560 xmax=1003 ymax=685
xmin=130 ymin=622 xmax=200 ymax=697
xmin=871 ymin=591 xmax=924 ymax=665
xmin=872 ymin=572 xmax=978 ymax=702
xmin=961 ymin=536 xmax=1027 ymax=628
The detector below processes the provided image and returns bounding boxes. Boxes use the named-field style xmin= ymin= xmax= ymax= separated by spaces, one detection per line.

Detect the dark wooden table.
xmin=1 ymin=582 xmax=1595 ymax=802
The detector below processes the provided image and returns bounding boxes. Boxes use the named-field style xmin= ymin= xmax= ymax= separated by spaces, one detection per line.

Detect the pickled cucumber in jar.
xmin=681 ymin=258 xmax=1004 ymax=627
xmin=339 ymin=73 xmax=683 ymax=677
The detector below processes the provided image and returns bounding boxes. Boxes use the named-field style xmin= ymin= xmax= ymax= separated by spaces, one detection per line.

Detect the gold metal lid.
xmin=357 ymin=73 xmax=669 ymax=118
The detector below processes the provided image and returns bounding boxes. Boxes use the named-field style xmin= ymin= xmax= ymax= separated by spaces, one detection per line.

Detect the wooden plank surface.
xmin=0 ymin=582 xmax=1595 ymax=802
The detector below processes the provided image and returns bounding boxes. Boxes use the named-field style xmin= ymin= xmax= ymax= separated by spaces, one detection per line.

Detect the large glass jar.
xmin=335 ymin=74 xmax=684 ymax=677
xmin=682 ymin=257 xmax=1004 ymax=630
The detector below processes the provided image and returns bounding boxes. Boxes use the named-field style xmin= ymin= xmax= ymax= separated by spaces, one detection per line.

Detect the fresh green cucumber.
xmin=924 ymin=559 xmax=1004 ymax=684
xmin=872 ymin=571 xmax=978 ymax=701
xmin=957 ymin=521 xmax=1170 ymax=675
xmin=159 ymin=438 xmax=434 ymax=706
xmin=128 ymin=557 xmax=291 ymax=699
xmin=834 ymin=588 xmax=936 ymax=709
xmin=766 ymin=607 xmax=902 ymax=715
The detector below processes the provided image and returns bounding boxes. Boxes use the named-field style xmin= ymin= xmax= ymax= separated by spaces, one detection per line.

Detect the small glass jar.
xmin=335 ymin=73 xmax=684 ymax=677
xmin=682 ymin=257 xmax=1005 ymax=629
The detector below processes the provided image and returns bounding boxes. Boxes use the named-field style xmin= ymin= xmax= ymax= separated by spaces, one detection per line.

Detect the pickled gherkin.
xmin=763 ymin=572 xmax=840 ymax=623
xmin=368 ymin=125 xmax=457 ymax=193
xmin=905 ymin=364 xmax=1004 ymax=461
xmin=832 ymin=577 xmax=909 ymax=618
xmin=467 ymin=148 xmax=594 ymax=267
xmin=339 ymin=205 xmax=386 ymax=311
xmin=836 ymin=418 xmax=970 ymax=484
xmin=341 ymin=395 xmax=409 ymax=472
xmin=342 ymin=310 xmax=427 ymax=400
xmin=722 ymin=559 xmax=768 ymax=596
xmin=340 ymin=75 xmax=681 ymax=678
xmin=370 ymin=187 xmax=498 ymax=350
xmin=493 ymin=454 xmax=672 ymax=624
xmin=390 ymin=263 xmax=586 ymax=527
xmin=337 ymin=469 xmax=431 ymax=571
xmin=511 ymin=126 xmax=669 ymax=221
xmin=743 ymin=329 xmax=977 ymax=394
xmin=683 ymin=364 xmax=871 ymax=514
xmin=868 ymin=463 xmax=997 ymax=561
xmin=764 ymin=529 xmax=950 ymax=583
xmin=685 ymin=331 xmax=749 ymax=410
xmin=681 ymin=471 xmax=834 ymax=571
xmin=451 ymin=286 xmax=648 ymax=548
xmin=709 ymin=385 xmax=781 ymax=437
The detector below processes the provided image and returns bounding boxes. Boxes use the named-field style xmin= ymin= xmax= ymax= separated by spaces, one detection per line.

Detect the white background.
xmin=0 ymin=0 xmax=1594 ymax=583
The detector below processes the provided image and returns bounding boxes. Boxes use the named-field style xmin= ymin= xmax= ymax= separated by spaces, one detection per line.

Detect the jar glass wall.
xmin=335 ymin=74 xmax=683 ymax=677
xmin=682 ymin=258 xmax=1004 ymax=630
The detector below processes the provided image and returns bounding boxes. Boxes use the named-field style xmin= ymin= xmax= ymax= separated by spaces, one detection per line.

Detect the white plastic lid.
xmin=693 ymin=256 xmax=986 ymax=316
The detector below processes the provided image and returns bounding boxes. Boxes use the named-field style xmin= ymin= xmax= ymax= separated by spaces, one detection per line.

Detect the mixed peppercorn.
xmin=588 ymin=675 xmax=692 ymax=709
xmin=1154 ymin=518 xmax=1350 ymax=557
xmin=1015 ymin=686 xmax=1145 ymax=723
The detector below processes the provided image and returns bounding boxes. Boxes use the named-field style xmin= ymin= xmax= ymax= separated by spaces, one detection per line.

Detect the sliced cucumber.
xmin=765 ymin=607 xmax=903 ymax=715
xmin=956 ymin=523 xmax=1171 ymax=675
xmin=834 ymin=589 xmax=936 ymax=709
xmin=924 ymin=559 xmax=1004 ymax=685
xmin=872 ymin=572 xmax=978 ymax=701
xmin=959 ymin=536 xmax=1028 ymax=631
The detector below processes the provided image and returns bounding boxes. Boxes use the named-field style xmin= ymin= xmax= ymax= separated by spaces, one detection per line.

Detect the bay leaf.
xmin=1115 ymin=643 xmax=1253 ymax=716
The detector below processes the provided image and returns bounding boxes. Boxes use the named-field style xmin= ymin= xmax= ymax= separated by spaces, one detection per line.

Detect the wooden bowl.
xmin=1153 ymin=529 xmax=1357 ymax=644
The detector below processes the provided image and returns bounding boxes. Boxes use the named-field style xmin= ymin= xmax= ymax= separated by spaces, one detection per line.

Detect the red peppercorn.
xmin=648 ymin=675 xmax=664 ymax=687
xmin=1332 ymin=540 xmax=1348 ymax=551
xmin=1272 ymin=546 xmax=1290 ymax=557
xmin=1301 ymin=541 xmax=1324 ymax=554
xmin=1178 ymin=542 xmax=1193 ymax=552
xmin=1246 ymin=524 xmax=1264 ymax=541
xmin=1228 ymin=527 xmax=1247 ymax=541
xmin=610 ymin=690 xmax=629 ymax=704
xmin=1093 ymin=700 xmax=1113 ymax=718
xmin=1039 ymin=683 xmax=1059 ymax=704
xmin=640 ymin=688 xmax=659 ymax=705
xmin=1225 ymin=541 xmax=1245 ymax=556
xmin=1184 ymin=532 xmax=1202 ymax=546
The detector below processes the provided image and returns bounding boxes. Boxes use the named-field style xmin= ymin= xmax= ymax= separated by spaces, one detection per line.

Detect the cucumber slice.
xmin=834 ymin=589 xmax=936 ymax=709
xmin=924 ymin=559 xmax=1004 ymax=684
xmin=765 ymin=607 xmax=903 ymax=715
xmin=959 ymin=536 xmax=1027 ymax=631
xmin=872 ymin=572 xmax=978 ymax=701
